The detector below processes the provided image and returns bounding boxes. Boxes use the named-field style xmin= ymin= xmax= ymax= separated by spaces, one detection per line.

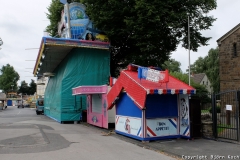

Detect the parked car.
xmin=24 ymin=104 xmax=30 ymax=108
xmin=36 ymin=98 xmax=44 ymax=115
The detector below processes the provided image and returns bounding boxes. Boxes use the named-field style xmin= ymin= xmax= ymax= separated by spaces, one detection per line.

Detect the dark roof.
xmin=33 ymin=37 xmax=110 ymax=77
xmin=191 ymin=73 xmax=205 ymax=84
xmin=217 ymin=23 xmax=240 ymax=45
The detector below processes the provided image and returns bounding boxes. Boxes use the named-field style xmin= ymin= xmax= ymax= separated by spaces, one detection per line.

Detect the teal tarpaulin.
xmin=44 ymin=48 xmax=110 ymax=122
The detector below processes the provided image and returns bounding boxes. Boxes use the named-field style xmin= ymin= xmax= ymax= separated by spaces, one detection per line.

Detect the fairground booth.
xmin=107 ymin=64 xmax=196 ymax=141
xmin=72 ymin=85 xmax=115 ymax=128
xmin=33 ymin=1 xmax=110 ymax=123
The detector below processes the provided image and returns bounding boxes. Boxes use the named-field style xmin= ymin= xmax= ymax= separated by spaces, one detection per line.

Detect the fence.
xmin=197 ymin=91 xmax=240 ymax=142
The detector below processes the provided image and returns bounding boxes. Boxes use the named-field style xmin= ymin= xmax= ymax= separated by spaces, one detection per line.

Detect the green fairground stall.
xmin=33 ymin=1 xmax=110 ymax=123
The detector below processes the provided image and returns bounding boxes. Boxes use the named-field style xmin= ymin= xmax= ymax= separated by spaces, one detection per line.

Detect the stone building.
xmin=217 ymin=23 xmax=240 ymax=91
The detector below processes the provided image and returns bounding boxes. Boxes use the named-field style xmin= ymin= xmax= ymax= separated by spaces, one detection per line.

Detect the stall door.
xmin=89 ymin=94 xmax=103 ymax=127
xmin=7 ymin=100 xmax=12 ymax=106
xmin=189 ymin=98 xmax=201 ymax=138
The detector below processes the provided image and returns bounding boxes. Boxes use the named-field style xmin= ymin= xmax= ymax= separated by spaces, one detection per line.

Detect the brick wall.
xmin=219 ymin=28 xmax=240 ymax=91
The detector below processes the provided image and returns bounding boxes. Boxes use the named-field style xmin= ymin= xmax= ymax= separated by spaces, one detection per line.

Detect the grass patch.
xmin=217 ymin=124 xmax=232 ymax=133
xmin=201 ymin=110 xmax=209 ymax=114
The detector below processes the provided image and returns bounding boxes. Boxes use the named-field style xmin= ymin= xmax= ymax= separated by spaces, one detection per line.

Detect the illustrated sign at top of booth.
xmin=137 ymin=66 xmax=169 ymax=83
xmin=58 ymin=0 xmax=109 ymax=42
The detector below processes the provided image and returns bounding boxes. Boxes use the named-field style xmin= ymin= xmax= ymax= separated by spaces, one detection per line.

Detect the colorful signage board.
xmin=115 ymin=115 xmax=142 ymax=137
xmin=179 ymin=94 xmax=190 ymax=137
xmin=138 ymin=67 xmax=169 ymax=83
xmin=146 ymin=118 xmax=178 ymax=137
xmin=58 ymin=2 xmax=109 ymax=42
xmin=72 ymin=85 xmax=108 ymax=95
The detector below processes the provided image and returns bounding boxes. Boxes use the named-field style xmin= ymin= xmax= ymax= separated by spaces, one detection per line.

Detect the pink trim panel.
xmin=72 ymin=85 xmax=108 ymax=95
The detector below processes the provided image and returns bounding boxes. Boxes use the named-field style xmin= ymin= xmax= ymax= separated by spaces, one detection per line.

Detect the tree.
xmin=162 ymin=59 xmax=181 ymax=73
xmin=18 ymin=81 xmax=29 ymax=95
xmin=45 ymin=0 xmax=64 ymax=37
xmin=81 ymin=0 xmax=216 ymax=76
xmin=170 ymin=72 xmax=210 ymax=104
xmin=205 ymin=48 xmax=219 ymax=93
xmin=186 ymin=48 xmax=219 ymax=93
xmin=0 ymin=64 xmax=20 ymax=93
xmin=46 ymin=0 xmax=216 ymax=76
xmin=186 ymin=57 xmax=207 ymax=74
xmin=28 ymin=79 xmax=37 ymax=95
xmin=18 ymin=80 xmax=36 ymax=95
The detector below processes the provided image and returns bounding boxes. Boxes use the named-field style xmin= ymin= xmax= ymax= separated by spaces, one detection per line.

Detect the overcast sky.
xmin=0 ymin=1 xmax=240 ymax=86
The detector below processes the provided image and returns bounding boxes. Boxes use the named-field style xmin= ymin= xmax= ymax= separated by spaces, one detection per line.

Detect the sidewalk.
xmin=82 ymin=123 xmax=240 ymax=159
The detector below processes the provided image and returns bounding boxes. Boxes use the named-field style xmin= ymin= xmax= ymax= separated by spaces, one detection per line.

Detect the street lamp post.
xmin=188 ymin=15 xmax=191 ymax=86
xmin=21 ymin=93 xmax=23 ymax=107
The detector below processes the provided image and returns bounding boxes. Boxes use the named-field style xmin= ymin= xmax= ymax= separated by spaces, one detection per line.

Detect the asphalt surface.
xmin=1 ymin=106 xmax=240 ymax=160
xmin=94 ymin=124 xmax=240 ymax=160
xmin=0 ymin=106 xmax=175 ymax=160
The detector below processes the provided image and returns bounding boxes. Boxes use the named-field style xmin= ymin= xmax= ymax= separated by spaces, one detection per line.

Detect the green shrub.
xmin=209 ymin=106 xmax=221 ymax=113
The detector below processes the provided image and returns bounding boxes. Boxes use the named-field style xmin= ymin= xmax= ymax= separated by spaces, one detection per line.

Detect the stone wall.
xmin=219 ymin=27 xmax=240 ymax=91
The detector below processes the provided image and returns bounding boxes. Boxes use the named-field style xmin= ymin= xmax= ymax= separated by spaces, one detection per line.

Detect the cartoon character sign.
xmin=85 ymin=33 xmax=95 ymax=41
xmin=92 ymin=116 xmax=98 ymax=123
xmin=180 ymin=97 xmax=189 ymax=126
xmin=124 ymin=118 xmax=131 ymax=133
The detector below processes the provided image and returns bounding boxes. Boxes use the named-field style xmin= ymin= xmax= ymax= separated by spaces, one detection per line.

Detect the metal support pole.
xmin=21 ymin=94 xmax=23 ymax=107
xmin=236 ymin=91 xmax=239 ymax=141
xmin=188 ymin=16 xmax=191 ymax=86
xmin=212 ymin=94 xmax=217 ymax=139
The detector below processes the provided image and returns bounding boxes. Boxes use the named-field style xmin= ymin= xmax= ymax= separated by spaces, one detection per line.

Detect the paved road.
xmin=0 ymin=106 xmax=176 ymax=160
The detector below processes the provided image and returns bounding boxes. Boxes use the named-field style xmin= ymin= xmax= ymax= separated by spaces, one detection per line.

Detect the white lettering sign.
xmin=146 ymin=69 xmax=166 ymax=82
xmin=226 ymin=105 xmax=232 ymax=111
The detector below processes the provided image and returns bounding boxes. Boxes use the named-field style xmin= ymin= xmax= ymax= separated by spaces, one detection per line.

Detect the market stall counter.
xmin=72 ymin=85 xmax=115 ymax=128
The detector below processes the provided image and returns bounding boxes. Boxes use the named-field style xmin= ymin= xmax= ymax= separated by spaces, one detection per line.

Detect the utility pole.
xmin=188 ymin=16 xmax=191 ymax=86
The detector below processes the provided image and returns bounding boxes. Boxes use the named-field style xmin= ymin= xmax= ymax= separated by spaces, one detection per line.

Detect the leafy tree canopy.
xmin=0 ymin=64 xmax=20 ymax=93
xmin=18 ymin=79 xmax=36 ymax=95
xmin=18 ymin=80 xmax=29 ymax=94
xmin=188 ymin=57 xmax=207 ymax=74
xmin=46 ymin=0 xmax=64 ymax=37
xmin=46 ymin=0 xmax=216 ymax=76
xmin=162 ymin=59 xmax=181 ymax=73
xmin=170 ymin=71 xmax=210 ymax=104
xmin=186 ymin=47 xmax=219 ymax=93
xmin=28 ymin=79 xmax=37 ymax=95
xmin=203 ymin=48 xmax=219 ymax=93
xmin=81 ymin=0 xmax=217 ymax=76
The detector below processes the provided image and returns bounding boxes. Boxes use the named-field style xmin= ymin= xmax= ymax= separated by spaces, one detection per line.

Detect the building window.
xmin=233 ymin=43 xmax=237 ymax=56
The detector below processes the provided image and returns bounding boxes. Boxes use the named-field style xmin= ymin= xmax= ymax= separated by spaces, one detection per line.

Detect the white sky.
xmin=172 ymin=1 xmax=240 ymax=72
xmin=0 ymin=0 xmax=50 ymax=86
xmin=0 ymin=1 xmax=240 ymax=86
